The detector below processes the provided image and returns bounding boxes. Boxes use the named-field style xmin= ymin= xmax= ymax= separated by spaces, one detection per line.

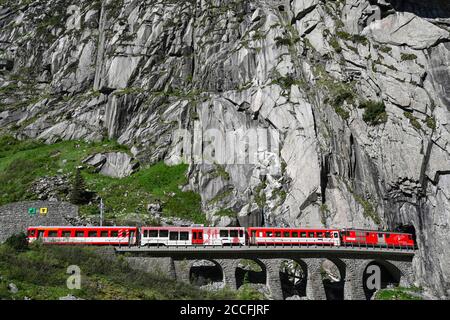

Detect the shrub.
xmin=69 ymin=169 xmax=90 ymax=205
xmin=404 ymin=112 xmax=422 ymax=130
xmin=360 ymin=100 xmax=387 ymax=125
xmin=5 ymin=233 xmax=28 ymax=252
xmin=425 ymin=116 xmax=436 ymax=130
xmin=401 ymin=53 xmax=417 ymax=61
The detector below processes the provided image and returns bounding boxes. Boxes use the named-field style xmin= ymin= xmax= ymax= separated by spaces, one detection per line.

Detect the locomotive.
xmin=27 ymin=225 xmax=416 ymax=249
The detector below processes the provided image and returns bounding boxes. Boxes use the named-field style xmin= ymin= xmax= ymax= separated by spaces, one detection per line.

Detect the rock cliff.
xmin=0 ymin=0 xmax=449 ymax=298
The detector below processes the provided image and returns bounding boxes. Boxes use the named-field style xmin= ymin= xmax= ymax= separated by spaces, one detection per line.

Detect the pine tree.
xmin=69 ymin=168 xmax=87 ymax=204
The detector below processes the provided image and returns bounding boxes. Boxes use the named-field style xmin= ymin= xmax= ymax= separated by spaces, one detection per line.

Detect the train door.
xmin=129 ymin=229 xmax=136 ymax=246
xmin=37 ymin=230 xmax=45 ymax=239
xmin=250 ymin=230 xmax=256 ymax=245
xmin=377 ymin=233 xmax=386 ymax=246
xmin=192 ymin=229 xmax=203 ymax=245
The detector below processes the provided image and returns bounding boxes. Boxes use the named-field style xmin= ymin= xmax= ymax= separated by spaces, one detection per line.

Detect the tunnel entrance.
xmin=189 ymin=260 xmax=223 ymax=287
xmin=321 ymin=259 xmax=345 ymax=300
xmin=236 ymin=259 xmax=266 ymax=289
xmin=395 ymin=224 xmax=417 ymax=243
xmin=279 ymin=260 xmax=307 ymax=299
xmin=363 ymin=261 xmax=401 ymax=300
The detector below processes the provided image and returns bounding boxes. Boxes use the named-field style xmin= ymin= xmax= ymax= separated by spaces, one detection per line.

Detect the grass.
xmin=375 ymin=287 xmax=423 ymax=300
xmin=0 ymin=241 xmax=254 ymax=300
xmin=0 ymin=136 xmax=204 ymax=224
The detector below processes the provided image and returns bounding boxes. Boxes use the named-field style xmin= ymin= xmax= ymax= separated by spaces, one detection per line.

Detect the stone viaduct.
xmin=117 ymin=246 xmax=415 ymax=300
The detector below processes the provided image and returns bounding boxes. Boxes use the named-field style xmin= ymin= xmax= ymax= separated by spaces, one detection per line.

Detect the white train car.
xmin=140 ymin=226 xmax=246 ymax=246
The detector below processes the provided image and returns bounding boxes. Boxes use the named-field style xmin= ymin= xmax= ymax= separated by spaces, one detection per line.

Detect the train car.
xmin=140 ymin=226 xmax=246 ymax=246
xmin=27 ymin=226 xmax=138 ymax=246
xmin=247 ymin=227 xmax=341 ymax=246
xmin=340 ymin=229 xmax=415 ymax=248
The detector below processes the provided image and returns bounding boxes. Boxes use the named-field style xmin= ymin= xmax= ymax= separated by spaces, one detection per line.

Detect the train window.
xmin=143 ymin=230 xmax=148 ymax=237
xmin=110 ymin=231 xmax=118 ymax=237
xmin=292 ymin=232 xmax=298 ymax=237
xmin=334 ymin=232 xmax=339 ymax=238
xmin=159 ymin=230 xmax=169 ymax=238
xmin=325 ymin=232 xmax=330 ymax=238
xmin=230 ymin=230 xmax=238 ymax=237
xmin=29 ymin=230 xmax=36 ymax=236
xmin=76 ymin=231 xmax=85 ymax=237
xmin=308 ymin=232 xmax=314 ymax=238
xmin=88 ymin=231 xmax=97 ymax=237
xmin=385 ymin=234 xmax=390 ymax=238
xmin=317 ymin=232 xmax=323 ymax=238
xmin=62 ymin=231 xmax=71 ymax=237
xmin=284 ymin=232 xmax=290 ymax=237
xmin=198 ymin=233 xmax=203 ymax=239
xmin=169 ymin=232 xmax=179 ymax=240
xmin=267 ymin=231 xmax=273 ymax=237
xmin=149 ymin=230 xmax=158 ymax=237
xmin=220 ymin=230 xmax=229 ymax=238
xmin=193 ymin=232 xmax=197 ymax=240
xmin=300 ymin=232 xmax=306 ymax=237
xmin=180 ymin=232 xmax=189 ymax=240
xmin=239 ymin=230 xmax=244 ymax=237
xmin=378 ymin=233 xmax=383 ymax=238
xmin=48 ymin=231 xmax=57 ymax=237
xmin=100 ymin=231 xmax=108 ymax=237
xmin=275 ymin=232 xmax=281 ymax=237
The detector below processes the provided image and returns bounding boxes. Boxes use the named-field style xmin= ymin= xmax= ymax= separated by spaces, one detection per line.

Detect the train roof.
xmin=28 ymin=226 xmax=138 ymax=229
xmin=341 ymin=228 xmax=412 ymax=234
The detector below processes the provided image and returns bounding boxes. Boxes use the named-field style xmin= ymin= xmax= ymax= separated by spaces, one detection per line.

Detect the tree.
xmin=69 ymin=168 xmax=88 ymax=205
xmin=5 ymin=233 xmax=28 ymax=251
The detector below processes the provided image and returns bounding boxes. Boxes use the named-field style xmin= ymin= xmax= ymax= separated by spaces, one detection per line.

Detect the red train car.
xmin=340 ymin=229 xmax=415 ymax=248
xmin=247 ymin=227 xmax=341 ymax=246
xmin=140 ymin=226 xmax=246 ymax=246
xmin=27 ymin=226 xmax=138 ymax=246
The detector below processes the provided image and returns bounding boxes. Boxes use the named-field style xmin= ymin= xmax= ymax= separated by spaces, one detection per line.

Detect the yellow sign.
xmin=40 ymin=207 xmax=48 ymax=215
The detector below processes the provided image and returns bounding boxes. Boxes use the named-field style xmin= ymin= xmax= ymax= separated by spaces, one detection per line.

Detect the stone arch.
xmin=362 ymin=259 xmax=402 ymax=300
xmin=189 ymin=259 xmax=224 ymax=288
xmin=278 ymin=259 xmax=307 ymax=299
xmin=235 ymin=259 xmax=266 ymax=289
xmin=321 ymin=258 xmax=346 ymax=300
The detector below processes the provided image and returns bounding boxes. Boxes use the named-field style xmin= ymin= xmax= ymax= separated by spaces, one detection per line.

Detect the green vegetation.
xmin=425 ymin=116 xmax=436 ymax=130
xmin=336 ymin=31 xmax=368 ymax=45
xmin=404 ymin=112 xmax=422 ymax=130
xmin=215 ymin=208 xmax=237 ymax=218
xmin=353 ymin=193 xmax=381 ymax=224
xmin=401 ymin=53 xmax=417 ymax=61
xmin=359 ymin=100 xmax=387 ymax=125
xmin=69 ymin=168 xmax=89 ymax=205
xmin=375 ymin=286 xmax=423 ymax=300
xmin=329 ymin=37 xmax=342 ymax=53
xmin=0 ymin=238 xmax=253 ymax=300
xmin=314 ymin=64 xmax=355 ymax=121
xmin=0 ymin=136 xmax=204 ymax=224
xmin=270 ymin=75 xmax=305 ymax=90
xmin=254 ymin=181 xmax=267 ymax=208
xmin=379 ymin=46 xmax=392 ymax=54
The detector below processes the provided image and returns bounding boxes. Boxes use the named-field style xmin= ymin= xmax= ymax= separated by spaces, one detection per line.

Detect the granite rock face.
xmin=0 ymin=0 xmax=449 ymax=298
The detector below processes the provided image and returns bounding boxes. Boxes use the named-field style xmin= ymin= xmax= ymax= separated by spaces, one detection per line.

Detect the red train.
xmin=27 ymin=226 xmax=415 ymax=249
